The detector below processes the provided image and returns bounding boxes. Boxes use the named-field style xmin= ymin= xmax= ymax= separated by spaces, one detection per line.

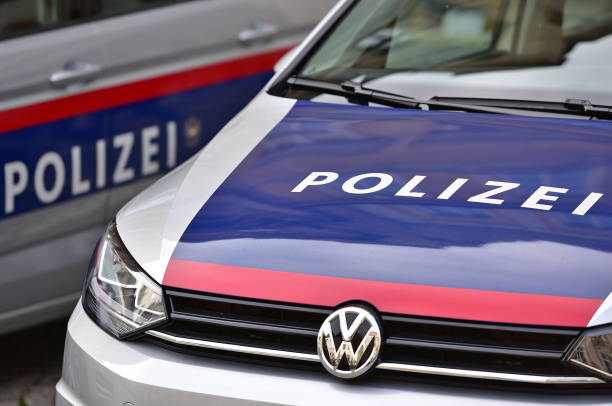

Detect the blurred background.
xmin=0 ymin=0 xmax=336 ymax=404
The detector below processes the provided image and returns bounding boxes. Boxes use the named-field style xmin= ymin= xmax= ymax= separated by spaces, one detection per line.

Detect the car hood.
xmin=118 ymin=95 xmax=612 ymax=327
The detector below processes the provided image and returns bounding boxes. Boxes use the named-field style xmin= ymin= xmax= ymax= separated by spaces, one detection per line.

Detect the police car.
xmin=58 ymin=0 xmax=612 ymax=404
xmin=0 ymin=0 xmax=335 ymax=334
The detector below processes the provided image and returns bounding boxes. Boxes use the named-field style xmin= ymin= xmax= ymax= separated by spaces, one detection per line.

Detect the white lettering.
xmin=167 ymin=121 xmax=177 ymax=168
xmin=395 ymin=175 xmax=426 ymax=198
xmin=438 ymin=178 xmax=469 ymax=200
xmin=343 ymin=173 xmax=393 ymax=194
xmin=572 ymin=192 xmax=604 ymax=216
xmin=70 ymin=146 xmax=90 ymax=195
xmin=96 ymin=139 xmax=106 ymax=188
xmin=141 ymin=126 xmax=160 ymax=176
xmin=113 ymin=133 xmax=135 ymax=184
xmin=521 ymin=186 xmax=567 ymax=211
xmin=34 ymin=152 xmax=65 ymax=203
xmin=291 ymin=172 xmax=339 ymax=192
xmin=4 ymin=161 xmax=28 ymax=214
xmin=290 ymin=172 xmax=602 ymax=216
xmin=467 ymin=181 xmax=520 ymax=205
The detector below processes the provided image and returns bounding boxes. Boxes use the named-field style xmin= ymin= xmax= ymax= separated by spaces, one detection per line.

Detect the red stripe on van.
xmin=163 ymin=259 xmax=602 ymax=327
xmin=0 ymin=47 xmax=290 ymax=134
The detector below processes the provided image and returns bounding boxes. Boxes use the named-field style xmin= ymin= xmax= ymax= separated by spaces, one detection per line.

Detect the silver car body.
xmin=0 ymin=0 xmax=335 ymax=334
xmin=56 ymin=301 xmax=612 ymax=405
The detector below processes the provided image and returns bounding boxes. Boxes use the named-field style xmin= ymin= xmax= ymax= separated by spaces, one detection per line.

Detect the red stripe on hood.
xmin=163 ymin=259 xmax=602 ymax=327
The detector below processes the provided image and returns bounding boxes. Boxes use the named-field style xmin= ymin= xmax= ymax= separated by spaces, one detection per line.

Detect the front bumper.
xmin=56 ymin=302 xmax=611 ymax=406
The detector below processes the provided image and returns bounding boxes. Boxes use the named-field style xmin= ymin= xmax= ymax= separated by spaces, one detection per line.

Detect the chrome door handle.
xmin=238 ymin=22 xmax=279 ymax=45
xmin=50 ymin=60 xmax=102 ymax=88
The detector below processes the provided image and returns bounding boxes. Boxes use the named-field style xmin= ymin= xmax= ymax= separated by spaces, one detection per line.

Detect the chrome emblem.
xmin=317 ymin=306 xmax=382 ymax=379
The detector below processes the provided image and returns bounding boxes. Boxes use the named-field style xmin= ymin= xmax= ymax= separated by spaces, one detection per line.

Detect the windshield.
xmin=293 ymin=0 xmax=612 ymax=105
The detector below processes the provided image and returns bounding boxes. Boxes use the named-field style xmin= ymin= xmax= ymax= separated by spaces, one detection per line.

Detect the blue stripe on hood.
xmin=171 ymin=100 xmax=612 ymax=300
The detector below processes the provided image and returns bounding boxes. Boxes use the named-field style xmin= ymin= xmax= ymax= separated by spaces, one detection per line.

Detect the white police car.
xmin=58 ymin=0 xmax=612 ymax=404
xmin=0 ymin=0 xmax=335 ymax=334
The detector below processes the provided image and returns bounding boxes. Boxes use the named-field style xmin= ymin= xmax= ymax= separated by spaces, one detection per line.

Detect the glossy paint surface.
xmin=116 ymin=93 xmax=297 ymax=283
xmin=167 ymin=101 xmax=612 ymax=325
xmin=0 ymin=66 xmax=274 ymax=219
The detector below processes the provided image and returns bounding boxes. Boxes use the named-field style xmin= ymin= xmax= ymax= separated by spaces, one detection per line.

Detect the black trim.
xmin=431 ymin=97 xmax=612 ymax=119
xmin=382 ymin=314 xmax=580 ymax=336
xmin=385 ymin=338 xmax=562 ymax=359
xmin=156 ymin=289 xmax=587 ymax=379
xmin=171 ymin=313 xmax=319 ymax=337
xmin=144 ymin=334 xmax=612 ymax=394
xmin=168 ymin=290 xmax=330 ymax=315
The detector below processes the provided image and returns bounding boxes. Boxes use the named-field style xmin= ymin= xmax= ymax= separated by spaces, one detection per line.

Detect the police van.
xmin=60 ymin=0 xmax=612 ymax=404
xmin=0 ymin=0 xmax=335 ymax=334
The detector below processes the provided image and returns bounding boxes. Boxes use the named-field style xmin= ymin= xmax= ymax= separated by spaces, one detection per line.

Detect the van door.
xmin=0 ymin=1 xmax=108 ymax=331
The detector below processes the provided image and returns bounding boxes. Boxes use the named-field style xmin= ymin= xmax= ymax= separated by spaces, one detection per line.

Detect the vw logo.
xmin=317 ymin=306 xmax=382 ymax=379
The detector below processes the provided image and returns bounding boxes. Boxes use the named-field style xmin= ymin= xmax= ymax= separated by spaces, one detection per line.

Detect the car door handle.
xmin=238 ymin=22 xmax=279 ymax=45
xmin=50 ymin=60 xmax=102 ymax=88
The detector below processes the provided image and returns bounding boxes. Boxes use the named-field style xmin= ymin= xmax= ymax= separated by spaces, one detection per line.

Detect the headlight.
xmin=563 ymin=325 xmax=612 ymax=382
xmin=83 ymin=222 xmax=167 ymax=339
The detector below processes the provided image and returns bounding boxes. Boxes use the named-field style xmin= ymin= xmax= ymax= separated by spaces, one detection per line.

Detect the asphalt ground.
xmin=0 ymin=318 xmax=68 ymax=406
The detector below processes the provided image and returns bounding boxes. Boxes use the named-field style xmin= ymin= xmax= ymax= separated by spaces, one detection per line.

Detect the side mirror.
xmin=274 ymin=46 xmax=300 ymax=73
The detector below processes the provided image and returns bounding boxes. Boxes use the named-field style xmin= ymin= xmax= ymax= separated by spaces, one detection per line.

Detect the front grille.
xmin=381 ymin=315 xmax=578 ymax=376
xmin=151 ymin=289 xmax=602 ymax=385
xmin=159 ymin=290 xmax=324 ymax=355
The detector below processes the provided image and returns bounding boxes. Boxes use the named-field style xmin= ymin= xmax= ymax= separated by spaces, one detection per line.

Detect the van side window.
xmin=0 ymin=0 xmax=92 ymax=40
xmin=0 ymin=0 xmax=186 ymax=41
xmin=96 ymin=0 xmax=184 ymax=18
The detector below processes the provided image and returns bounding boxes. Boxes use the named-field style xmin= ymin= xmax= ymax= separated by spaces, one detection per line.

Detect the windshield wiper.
xmin=287 ymin=76 xmax=532 ymax=116
xmin=430 ymin=97 xmax=612 ymax=120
